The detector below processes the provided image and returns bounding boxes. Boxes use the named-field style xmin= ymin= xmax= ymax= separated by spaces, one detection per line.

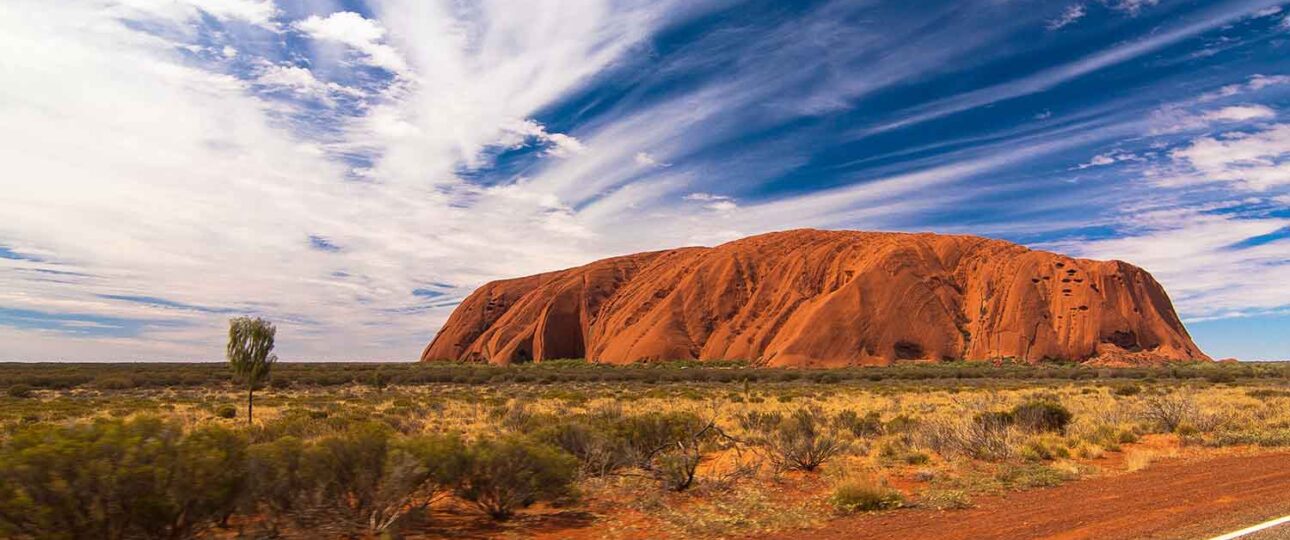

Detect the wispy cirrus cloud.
xmin=1047 ymin=4 xmax=1087 ymax=30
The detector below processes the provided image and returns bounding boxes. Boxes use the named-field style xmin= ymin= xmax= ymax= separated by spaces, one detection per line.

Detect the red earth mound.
xmin=422 ymin=229 xmax=1209 ymax=366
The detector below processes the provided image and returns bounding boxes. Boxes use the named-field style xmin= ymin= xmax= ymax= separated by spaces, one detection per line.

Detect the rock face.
xmin=422 ymin=230 xmax=1208 ymax=367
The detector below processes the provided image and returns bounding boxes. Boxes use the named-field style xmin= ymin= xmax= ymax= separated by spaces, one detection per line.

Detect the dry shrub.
xmin=1139 ymin=391 xmax=1198 ymax=432
xmin=1124 ymin=449 xmax=1155 ymax=472
xmin=919 ymin=488 xmax=973 ymax=510
xmin=918 ymin=414 xmax=1020 ymax=461
xmin=753 ymin=407 xmax=847 ymax=472
xmin=827 ymin=476 xmax=903 ymax=513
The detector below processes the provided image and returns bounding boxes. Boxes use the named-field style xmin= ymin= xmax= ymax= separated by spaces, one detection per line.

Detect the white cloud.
xmin=1150 ymin=103 xmax=1280 ymax=135
xmin=1201 ymin=105 xmax=1276 ymax=123
xmin=254 ymin=64 xmax=364 ymax=104
xmin=634 ymin=152 xmax=662 ymax=167
xmin=1103 ymin=0 xmax=1159 ymax=16
xmin=683 ymin=192 xmax=731 ymax=202
xmin=500 ymin=120 xmax=585 ymax=158
xmin=293 ymin=12 xmax=409 ymax=74
xmin=1168 ymin=123 xmax=1290 ymax=191
xmin=1076 ymin=151 xmax=1138 ymax=169
xmin=190 ymin=0 xmax=277 ymax=26
xmin=1047 ymin=4 xmax=1086 ymax=30
xmin=1198 ymin=74 xmax=1290 ymax=103
xmin=0 ymin=0 xmax=684 ymax=360
xmin=542 ymin=133 xmax=586 ymax=158
xmin=705 ymin=200 xmax=738 ymax=212
xmin=683 ymin=192 xmax=738 ymax=212
xmin=116 ymin=0 xmax=280 ymax=29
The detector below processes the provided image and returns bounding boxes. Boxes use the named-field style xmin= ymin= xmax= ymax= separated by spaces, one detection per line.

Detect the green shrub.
xmin=974 ymin=410 xmax=1016 ymax=431
xmin=92 ymin=375 xmax=136 ymax=390
xmin=6 ymin=384 xmax=34 ymax=399
xmin=883 ymin=414 xmax=920 ymax=434
xmin=833 ymin=409 xmax=883 ymax=438
xmin=1246 ymin=388 xmax=1290 ymax=399
xmin=919 ymin=488 xmax=972 ymax=510
xmin=1019 ymin=436 xmax=1071 ymax=461
xmin=0 ymin=417 xmax=247 ymax=539
xmin=757 ymin=407 xmax=846 ymax=472
xmin=828 ymin=477 xmax=903 ymax=513
xmin=216 ymin=404 xmax=238 ymax=419
xmin=613 ymin=411 xmax=706 ymax=468
xmin=533 ymin=420 xmax=623 ymax=476
xmin=654 ymin=449 xmax=701 ymax=491
xmin=535 ymin=411 xmax=711 ymax=485
xmin=1113 ymin=384 xmax=1142 ymax=396
xmin=455 ymin=436 xmax=577 ymax=520
xmin=1205 ymin=372 xmax=1236 ymax=384
xmin=245 ymin=436 xmax=311 ymax=532
xmin=306 ymin=422 xmax=467 ymax=532
xmin=737 ymin=410 xmax=783 ymax=433
xmin=1204 ymin=428 xmax=1290 ymax=448
xmin=1011 ymin=401 xmax=1072 ymax=433
xmin=996 ymin=463 xmax=1073 ymax=488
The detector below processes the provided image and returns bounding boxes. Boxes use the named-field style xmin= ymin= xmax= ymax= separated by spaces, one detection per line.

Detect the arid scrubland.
xmin=0 ymin=362 xmax=1287 ymax=539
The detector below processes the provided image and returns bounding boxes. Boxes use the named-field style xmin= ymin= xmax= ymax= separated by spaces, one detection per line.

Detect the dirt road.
xmin=767 ymin=452 xmax=1290 ymax=540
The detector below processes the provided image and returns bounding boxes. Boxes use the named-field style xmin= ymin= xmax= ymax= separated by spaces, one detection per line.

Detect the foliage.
xmin=215 ymin=404 xmax=237 ymax=419
xmin=0 ymin=360 xmax=1284 ymax=535
xmin=753 ymin=407 xmax=846 ymax=472
xmin=1011 ymin=400 xmax=1073 ymax=433
xmin=919 ymin=488 xmax=972 ymax=510
xmin=244 ymin=436 xmax=311 ymax=532
xmin=827 ymin=477 xmax=903 ymax=513
xmin=995 ymin=463 xmax=1073 ymax=488
xmin=832 ymin=409 xmax=883 ymax=438
xmin=6 ymin=384 xmax=33 ymax=399
xmin=1139 ymin=391 xmax=1198 ymax=432
xmin=454 ymin=436 xmax=578 ymax=520
xmin=226 ymin=316 xmax=278 ymax=424
xmin=1113 ymin=384 xmax=1142 ymax=396
xmin=3 ymin=360 xmax=1285 ymax=391
xmin=0 ymin=417 xmax=246 ymax=540
xmin=306 ymin=422 xmax=467 ymax=532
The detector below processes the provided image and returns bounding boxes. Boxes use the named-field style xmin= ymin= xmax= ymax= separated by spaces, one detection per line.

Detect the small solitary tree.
xmin=226 ymin=316 xmax=277 ymax=425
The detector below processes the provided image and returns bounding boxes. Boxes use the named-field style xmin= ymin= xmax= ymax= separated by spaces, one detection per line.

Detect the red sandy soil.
xmin=766 ymin=451 xmax=1290 ymax=540
xmin=424 ymin=229 xmax=1208 ymax=367
xmin=380 ymin=442 xmax=1283 ymax=540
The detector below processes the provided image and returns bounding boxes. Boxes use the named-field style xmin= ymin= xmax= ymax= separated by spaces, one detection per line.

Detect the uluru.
xmin=422 ymin=229 xmax=1209 ymax=367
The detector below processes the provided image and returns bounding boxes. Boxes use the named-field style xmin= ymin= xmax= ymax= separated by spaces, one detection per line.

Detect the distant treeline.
xmin=1 ymin=360 xmax=1285 ymax=390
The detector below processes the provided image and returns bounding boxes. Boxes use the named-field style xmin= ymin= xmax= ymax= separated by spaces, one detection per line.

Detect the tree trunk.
xmin=247 ymin=384 xmax=254 ymax=426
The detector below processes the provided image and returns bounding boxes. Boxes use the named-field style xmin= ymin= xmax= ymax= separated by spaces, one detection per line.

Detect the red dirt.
xmin=766 ymin=451 xmax=1290 ymax=540
xmin=423 ymin=229 xmax=1207 ymax=366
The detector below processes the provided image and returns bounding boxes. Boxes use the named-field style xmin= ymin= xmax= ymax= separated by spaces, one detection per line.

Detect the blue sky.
xmin=0 ymin=0 xmax=1287 ymax=361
